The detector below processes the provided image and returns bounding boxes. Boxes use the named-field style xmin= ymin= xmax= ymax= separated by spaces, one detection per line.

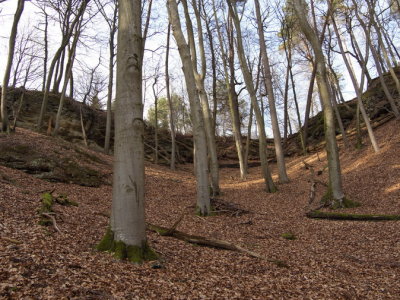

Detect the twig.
xmin=1 ymin=236 xmax=22 ymax=244
xmin=42 ymin=212 xmax=62 ymax=234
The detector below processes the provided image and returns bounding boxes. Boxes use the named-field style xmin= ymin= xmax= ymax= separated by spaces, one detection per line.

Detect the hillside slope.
xmin=0 ymin=117 xmax=399 ymax=299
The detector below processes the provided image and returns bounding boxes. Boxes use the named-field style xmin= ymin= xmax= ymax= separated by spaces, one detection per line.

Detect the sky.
xmin=1 ymin=0 xmax=395 ymax=137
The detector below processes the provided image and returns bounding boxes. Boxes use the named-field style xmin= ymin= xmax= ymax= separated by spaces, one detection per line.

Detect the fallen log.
xmin=306 ymin=210 xmax=400 ymax=221
xmin=147 ymin=223 xmax=288 ymax=267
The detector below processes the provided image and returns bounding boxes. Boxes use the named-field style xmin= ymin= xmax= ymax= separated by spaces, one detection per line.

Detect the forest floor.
xmin=1 ymin=119 xmax=399 ymax=299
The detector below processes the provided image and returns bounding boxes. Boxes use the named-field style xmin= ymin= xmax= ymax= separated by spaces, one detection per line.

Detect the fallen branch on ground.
xmin=1 ymin=236 xmax=22 ymax=244
xmin=42 ymin=212 xmax=63 ymax=234
xmin=306 ymin=210 xmax=400 ymax=221
xmin=147 ymin=222 xmax=288 ymax=267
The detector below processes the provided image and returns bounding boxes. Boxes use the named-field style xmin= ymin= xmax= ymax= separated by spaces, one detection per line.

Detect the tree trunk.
xmin=226 ymin=1 xmax=276 ymax=192
xmin=213 ymin=2 xmax=247 ymax=179
xmin=254 ymin=0 xmax=288 ymax=183
xmin=352 ymin=0 xmax=400 ymax=118
xmin=104 ymin=1 xmax=117 ymax=155
xmin=1 ymin=0 xmax=25 ymax=132
xmin=37 ymin=0 xmax=89 ymax=130
xmin=330 ymin=12 xmax=379 ymax=152
xmin=54 ymin=21 xmax=82 ymax=136
xmin=293 ymin=0 xmax=344 ymax=206
xmin=168 ymin=0 xmax=211 ymax=215
xmin=152 ymin=76 xmax=159 ymax=165
xmin=165 ymin=23 xmax=176 ymax=170
xmin=184 ymin=0 xmax=220 ymax=196
xmin=97 ymin=0 xmax=156 ymax=263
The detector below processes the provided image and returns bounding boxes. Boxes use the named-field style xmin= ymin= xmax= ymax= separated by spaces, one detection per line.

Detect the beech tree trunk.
xmin=183 ymin=0 xmax=220 ymax=196
xmin=1 ymin=0 xmax=25 ymax=132
xmin=226 ymin=0 xmax=276 ymax=192
xmin=165 ymin=24 xmax=176 ymax=170
xmin=104 ymin=0 xmax=117 ymax=155
xmin=254 ymin=0 xmax=288 ymax=183
xmin=293 ymin=0 xmax=344 ymax=205
xmin=97 ymin=0 xmax=156 ymax=263
xmin=213 ymin=0 xmax=247 ymax=179
xmin=37 ymin=0 xmax=89 ymax=130
xmin=168 ymin=0 xmax=211 ymax=215
xmin=330 ymin=11 xmax=379 ymax=152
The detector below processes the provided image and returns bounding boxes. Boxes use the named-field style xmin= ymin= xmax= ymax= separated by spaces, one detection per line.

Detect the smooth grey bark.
xmin=226 ymin=0 xmax=276 ymax=192
xmin=109 ymin=0 xmax=148 ymax=253
xmin=165 ymin=23 xmax=176 ymax=170
xmin=1 ymin=0 xmax=25 ymax=132
xmin=54 ymin=21 xmax=82 ymax=136
xmin=167 ymin=0 xmax=211 ymax=215
xmin=183 ymin=0 xmax=220 ymax=195
xmin=37 ymin=0 xmax=89 ymax=129
xmin=293 ymin=0 xmax=344 ymax=205
xmin=330 ymin=12 xmax=379 ymax=152
xmin=212 ymin=0 xmax=246 ymax=179
xmin=254 ymin=0 xmax=288 ymax=183
xmin=280 ymin=19 xmax=306 ymax=154
xmin=98 ymin=0 xmax=118 ymax=155
xmin=152 ymin=76 xmax=159 ymax=164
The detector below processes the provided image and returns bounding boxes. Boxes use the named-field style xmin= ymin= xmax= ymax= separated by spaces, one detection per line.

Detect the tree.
xmin=37 ymin=0 xmax=89 ymax=130
xmin=292 ymin=0 xmax=345 ymax=207
xmin=168 ymin=0 xmax=211 ymax=215
xmin=95 ymin=0 xmax=118 ymax=155
xmin=1 ymin=0 xmax=25 ymax=132
xmin=182 ymin=0 xmax=220 ymax=196
xmin=97 ymin=0 xmax=157 ymax=262
xmin=254 ymin=0 xmax=289 ymax=183
xmin=226 ymin=0 xmax=276 ymax=193
xmin=165 ymin=23 xmax=177 ymax=170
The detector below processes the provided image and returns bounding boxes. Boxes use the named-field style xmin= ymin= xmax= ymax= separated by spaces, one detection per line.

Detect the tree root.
xmin=306 ymin=210 xmax=400 ymax=221
xmin=147 ymin=222 xmax=288 ymax=267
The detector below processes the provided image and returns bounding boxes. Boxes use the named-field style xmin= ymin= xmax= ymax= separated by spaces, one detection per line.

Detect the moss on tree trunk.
xmin=97 ymin=227 xmax=158 ymax=263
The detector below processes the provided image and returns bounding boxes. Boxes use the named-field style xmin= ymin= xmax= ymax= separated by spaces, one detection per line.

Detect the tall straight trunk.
xmin=330 ymin=83 xmax=349 ymax=148
xmin=42 ymin=11 xmax=48 ymax=92
xmin=213 ymin=3 xmax=247 ymax=179
xmin=37 ymin=0 xmax=89 ymax=129
xmin=1 ymin=0 xmax=25 ymax=132
xmin=104 ymin=1 xmax=117 ymax=155
xmin=168 ymin=0 xmax=211 ymax=215
xmin=184 ymin=0 xmax=219 ymax=195
xmin=202 ymin=1 xmax=218 ymax=135
xmin=283 ymin=60 xmax=290 ymax=145
xmin=53 ymin=21 xmax=82 ymax=136
xmin=152 ymin=77 xmax=159 ymax=165
xmin=226 ymin=1 xmax=276 ymax=192
xmin=165 ymin=23 xmax=176 ymax=170
xmin=97 ymin=0 xmax=156 ymax=263
xmin=244 ymin=102 xmax=253 ymax=171
xmin=352 ymin=0 xmax=400 ymax=118
xmin=331 ymin=13 xmax=379 ymax=152
xmin=281 ymin=24 xmax=306 ymax=154
xmin=293 ymin=0 xmax=344 ymax=205
xmin=303 ymin=20 xmax=328 ymax=149
xmin=254 ymin=0 xmax=288 ymax=183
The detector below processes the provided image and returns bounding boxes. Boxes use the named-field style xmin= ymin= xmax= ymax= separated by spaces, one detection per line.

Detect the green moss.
xmin=281 ymin=232 xmax=296 ymax=240
xmin=97 ymin=227 xmax=158 ymax=263
xmin=321 ymin=187 xmax=359 ymax=209
xmin=42 ymin=192 xmax=53 ymax=211
xmin=55 ymin=194 xmax=78 ymax=206
xmin=195 ymin=205 xmax=214 ymax=217
xmin=307 ymin=210 xmax=400 ymax=221
xmin=96 ymin=227 xmax=114 ymax=251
